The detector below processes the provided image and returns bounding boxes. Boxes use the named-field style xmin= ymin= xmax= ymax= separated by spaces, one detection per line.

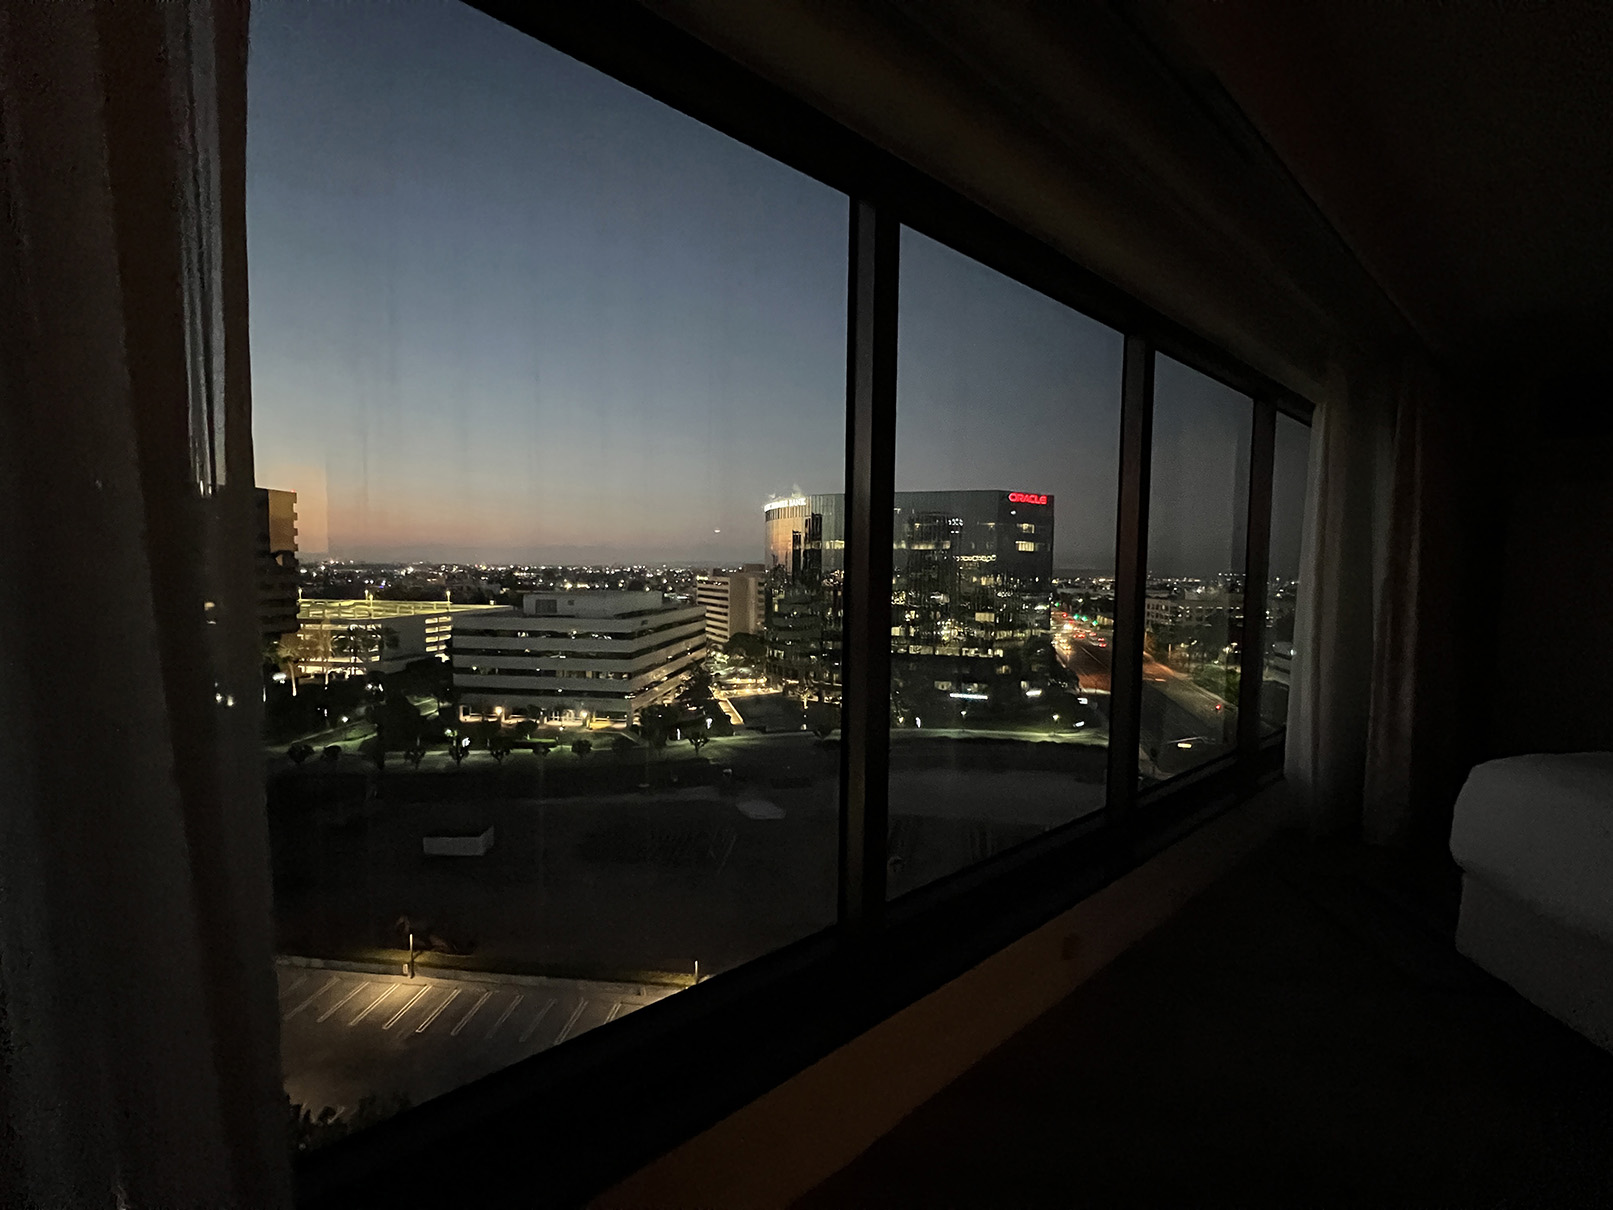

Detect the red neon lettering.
xmin=1007 ymin=492 xmax=1048 ymax=505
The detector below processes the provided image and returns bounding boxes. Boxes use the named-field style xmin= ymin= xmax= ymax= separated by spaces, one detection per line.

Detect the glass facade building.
xmin=762 ymin=489 xmax=1055 ymax=705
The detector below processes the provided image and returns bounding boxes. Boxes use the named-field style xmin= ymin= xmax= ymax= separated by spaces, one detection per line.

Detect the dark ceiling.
xmin=649 ymin=0 xmax=1611 ymax=380
xmin=1149 ymin=0 xmax=1613 ymax=373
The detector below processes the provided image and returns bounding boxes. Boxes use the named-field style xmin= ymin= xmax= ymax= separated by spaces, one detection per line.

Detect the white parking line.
xmin=452 ymin=991 xmax=494 ymax=1037
xmin=382 ymin=986 xmax=431 ymax=1030
xmin=518 ymin=997 xmax=558 ymax=1044
xmin=414 ymin=988 xmax=461 ymax=1034
xmin=553 ymin=999 xmax=588 ymax=1045
xmin=280 ymin=973 xmax=309 ymax=1000
xmin=283 ymin=976 xmax=338 ymax=1022
xmin=318 ymin=982 xmax=368 ymax=1023
xmin=350 ymin=985 xmax=396 ymax=1026
xmin=605 ymin=1002 xmax=623 ymax=1022
xmin=485 ymin=993 xmax=523 ymax=1042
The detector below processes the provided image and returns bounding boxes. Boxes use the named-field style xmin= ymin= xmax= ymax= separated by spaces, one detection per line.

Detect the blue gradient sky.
xmin=247 ymin=1 xmax=1301 ymax=575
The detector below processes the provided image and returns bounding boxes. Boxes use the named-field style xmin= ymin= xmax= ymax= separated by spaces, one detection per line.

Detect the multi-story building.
xmin=695 ymin=568 xmax=766 ymax=648
xmin=1144 ymin=586 xmax=1244 ymax=633
xmin=453 ymin=590 xmax=707 ymax=726
xmin=286 ymin=598 xmax=499 ymax=680
xmin=764 ymin=495 xmax=845 ymax=578
xmin=763 ymin=490 xmax=1055 ymax=702
xmin=763 ymin=490 xmax=1053 ymax=600
xmin=254 ymin=487 xmax=299 ymax=646
xmin=766 ymin=577 xmax=843 ymax=700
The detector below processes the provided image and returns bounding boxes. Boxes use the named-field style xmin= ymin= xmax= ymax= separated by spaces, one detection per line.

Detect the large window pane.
xmin=1260 ymin=412 xmax=1313 ymax=732
xmin=1142 ymin=356 xmax=1252 ymax=783
xmin=887 ymin=228 xmax=1123 ymax=897
xmin=249 ymin=3 xmax=845 ymax=1141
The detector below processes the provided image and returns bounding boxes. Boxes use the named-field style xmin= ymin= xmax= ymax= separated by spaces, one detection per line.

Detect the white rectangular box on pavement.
xmin=423 ymin=826 xmax=494 ymax=857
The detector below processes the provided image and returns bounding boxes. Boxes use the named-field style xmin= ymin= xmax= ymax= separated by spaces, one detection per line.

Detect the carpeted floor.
xmin=795 ymin=836 xmax=1613 ymax=1208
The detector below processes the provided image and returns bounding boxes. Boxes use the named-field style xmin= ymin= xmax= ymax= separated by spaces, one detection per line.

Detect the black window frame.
xmin=292 ymin=4 xmax=1312 ymax=1204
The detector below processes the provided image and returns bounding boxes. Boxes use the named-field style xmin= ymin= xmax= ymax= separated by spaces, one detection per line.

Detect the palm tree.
xmin=330 ymin=624 xmax=401 ymax=679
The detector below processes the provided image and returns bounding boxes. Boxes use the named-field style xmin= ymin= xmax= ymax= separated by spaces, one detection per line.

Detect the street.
xmin=1055 ymin=630 xmax=1238 ymax=779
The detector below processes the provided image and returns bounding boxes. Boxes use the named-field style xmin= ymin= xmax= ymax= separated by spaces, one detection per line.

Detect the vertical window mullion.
xmin=1237 ymin=397 xmax=1276 ymax=758
xmin=837 ymin=199 xmax=898 ymax=933
xmin=1105 ymin=334 xmax=1153 ymax=854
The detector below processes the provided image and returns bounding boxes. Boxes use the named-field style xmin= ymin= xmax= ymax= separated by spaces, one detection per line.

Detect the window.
xmin=251 ymin=0 xmax=844 ymax=1135
xmin=1141 ymin=355 xmax=1252 ymax=783
xmin=238 ymin=3 xmax=1316 ymax=1187
xmin=1261 ymin=411 xmax=1312 ymax=732
xmin=888 ymin=228 xmax=1122 ymax=896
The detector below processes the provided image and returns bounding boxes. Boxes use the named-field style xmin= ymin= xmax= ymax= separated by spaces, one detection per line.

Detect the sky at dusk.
xmin=247 ymin=1 xmax=1301 ymax=575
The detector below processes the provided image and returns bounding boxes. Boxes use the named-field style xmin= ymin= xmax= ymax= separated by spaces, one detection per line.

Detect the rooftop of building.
xmin=517 ymin=590 xmax=701 ymax=619
xmin=765 ymin=489 xmax=1054 ymax=515
xmin=297 ymin=598 xmax=503 ymax=621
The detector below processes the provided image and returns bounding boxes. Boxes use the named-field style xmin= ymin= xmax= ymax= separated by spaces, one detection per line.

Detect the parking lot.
xmin=277 ymin=960 xmax=678 ymax=1120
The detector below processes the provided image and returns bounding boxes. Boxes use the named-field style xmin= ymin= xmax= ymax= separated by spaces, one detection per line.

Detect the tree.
xmin=281 ymin=625 xmax=334 ymax=686
xmin=261 ymin=635 xmax=301 ymax=697
xmin=489 ymin=731 xmax=513 ymax=764
xmin=445 ymin=730 xmax=469 ymax=766
xmin=725 ymin=632 xmax=766 ymax=664
xmin=804 ymin=700 xmax=838 ymax=737
xmin=374 ymin=691 xmax=423 ymax=754
xmin=571 ymin=737 xmax=592 ymax=757
xmin=687 ymin=729 xmax=709 ymax=755
xmin=328 ymin=629 xmax=364 ymax=677
xmin=330 ymin=624 xmax=401 ymax=679
xmin=677 ymin=663 xmax=715 ymax=710
xmin=402 ymin=740 xmax=426 ymax=769
xmin=287 ymin=742 xmax=315 ymax=765
xmin=638 ymin=704 xmax=680 ymax=750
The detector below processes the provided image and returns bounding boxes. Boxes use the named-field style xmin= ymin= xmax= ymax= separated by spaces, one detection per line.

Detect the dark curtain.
xmin=0 ymin=1 xmax=288 ymax=1204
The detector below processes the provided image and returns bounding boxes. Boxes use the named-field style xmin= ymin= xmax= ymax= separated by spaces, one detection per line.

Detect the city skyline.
xmin=247 ymin=2 xmax=1303 ymax=578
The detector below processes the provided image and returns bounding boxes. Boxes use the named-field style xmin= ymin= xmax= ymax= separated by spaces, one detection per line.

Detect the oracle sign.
xmin=1007 ymin=492 xmax=1048 ymax=506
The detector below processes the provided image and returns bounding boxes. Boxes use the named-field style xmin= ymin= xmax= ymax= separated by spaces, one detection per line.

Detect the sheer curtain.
xmin=1284 ymin=366 xmax=1395 ymax=836
xmin=1286 ymin=351 xmax=1484 ymax=852
xmin=1361 ymin=356 xmax=1486 ymax=852
xmin=0 ymin=1 xmax=287 ymax=1205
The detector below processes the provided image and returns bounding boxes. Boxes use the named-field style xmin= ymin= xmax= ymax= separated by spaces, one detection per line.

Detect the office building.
xmin=453 ymin=590 xmax=706 ymax=726
xmin=766 ymin=577 xmax=843 ymax=700
xmin=695 ymin=569 xmax=766 ymax=647
xmin=763 ymin=494 xmax=845 ymax=577
xmin=764 ymin=491 xmax=1052 ymax=593
xmin=764 ymin=489 xmax=1055 ymax=663
xmin=1144 ymin=587 xmax=1245 ymax=633
xmin=254 ymin=487 xmax=299 ymax=645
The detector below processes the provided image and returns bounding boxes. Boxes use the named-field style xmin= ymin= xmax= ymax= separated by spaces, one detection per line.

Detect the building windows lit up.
xmin=453 ymin=591 xmax=707 ymax=726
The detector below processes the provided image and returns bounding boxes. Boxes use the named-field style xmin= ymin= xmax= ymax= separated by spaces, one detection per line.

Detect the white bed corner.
xmin=1449 ymin=752 xmax=1613 ymax=1052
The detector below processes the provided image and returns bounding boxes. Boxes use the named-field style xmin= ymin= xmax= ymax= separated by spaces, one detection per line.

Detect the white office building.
xmin=453 ymin=590 xmax=707 ymax=726
xmin=695 ymin=570 xmax=765 ymax=648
